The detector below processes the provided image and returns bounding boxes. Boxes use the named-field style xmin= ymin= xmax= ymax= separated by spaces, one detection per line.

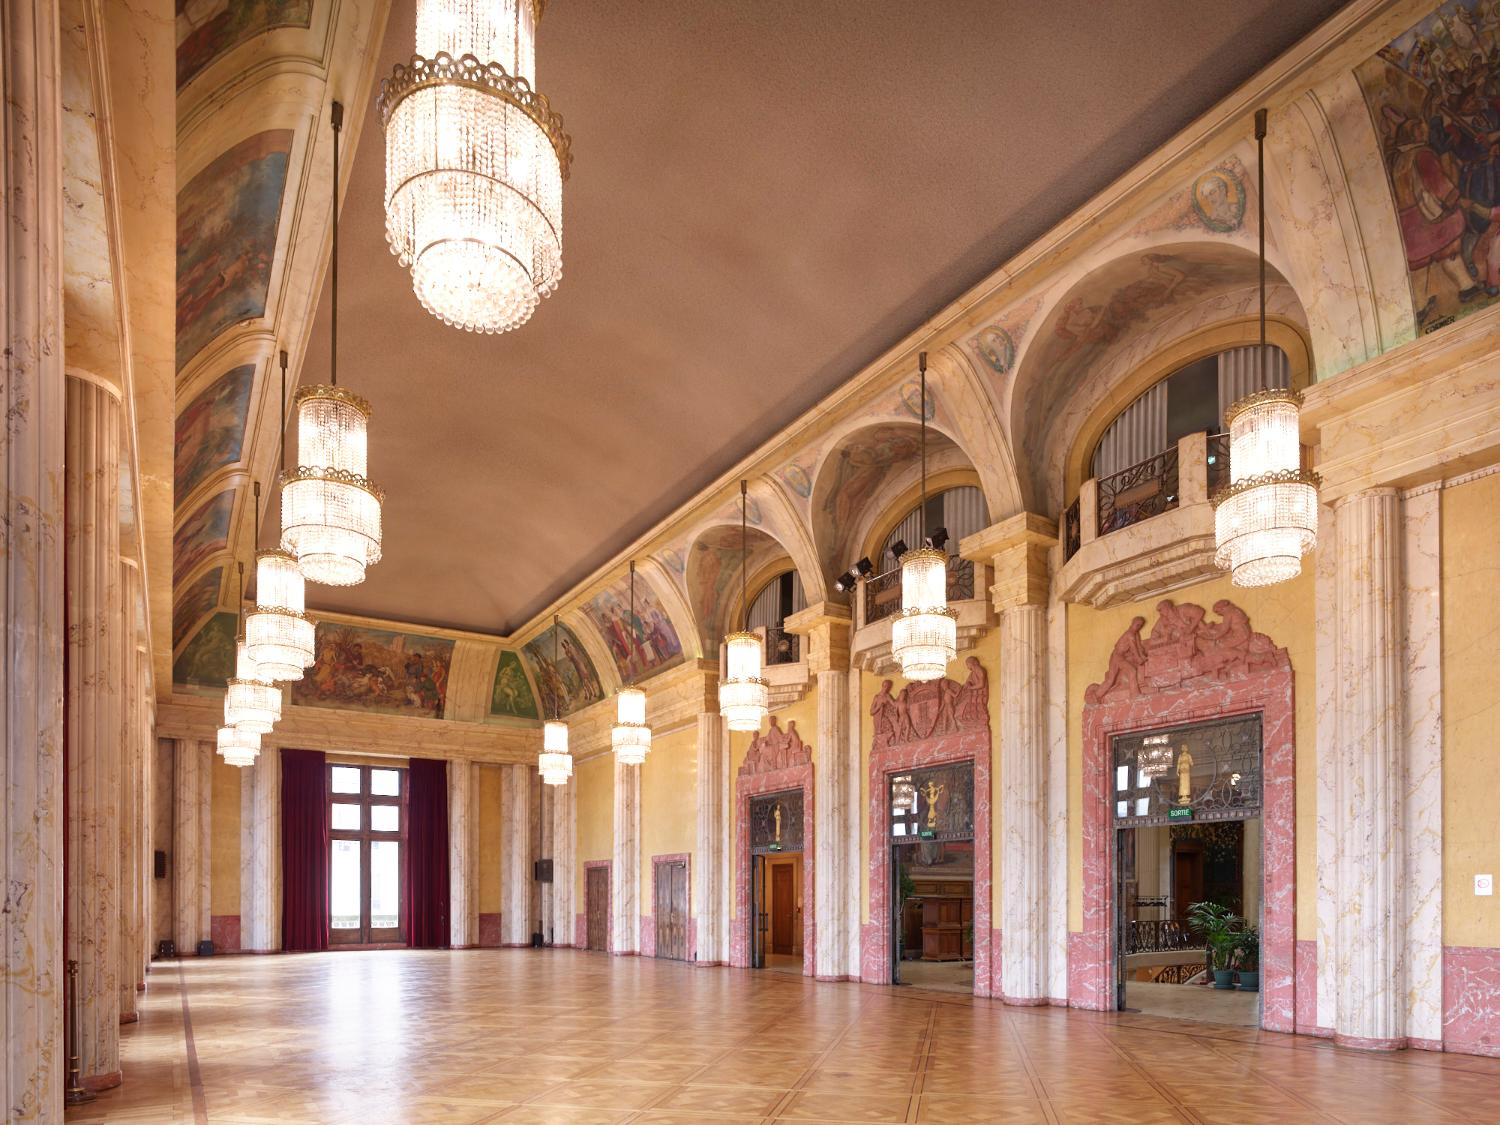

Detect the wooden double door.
xmin=654 ymin=860 xmax=689 ymax=961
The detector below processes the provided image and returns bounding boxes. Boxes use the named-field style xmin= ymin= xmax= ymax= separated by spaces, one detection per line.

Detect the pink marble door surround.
xmin=861 ymin=659 xmax=993 ymax=993
xmin=578 ymin=859 xmax=611 ymax=952
xmin=731 ymin=717 xmax=815 ymax=974
xmin=643 ymin=852 xmax=692 ymax=960
xmin=1075 ymin=598 xmax=1297 ymax=1033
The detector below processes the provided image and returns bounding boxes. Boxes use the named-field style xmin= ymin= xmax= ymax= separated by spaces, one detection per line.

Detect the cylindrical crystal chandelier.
xmin=719 ymin=481 xmax=769 ymax=731
xmin=224 ymin=639 xmax=282 ymax=735
xmin=1213 ymin=109 xmax=1319 ymax=588
xmin=282 ymin=105 xmax=384 ymax=587
xmin=217 ymin=724 xmax=261 ymax=769
xmin=379 ymin=0 xmax=571 ymax=334
xmin=538 ymin=613 xmax=573 ymax=786
xmin=246 ymin=549 xmax=316 ymax=681
xmin=612 ymin=561 xmax=653 ymax=764
xmin=892 ymin=353 xmax=956 ymax=681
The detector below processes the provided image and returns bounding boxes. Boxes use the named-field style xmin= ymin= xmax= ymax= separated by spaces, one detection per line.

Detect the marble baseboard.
xmin=1444 ymin=945 xmax=1500 ymax=1057
xmin=477 ymin=913 xmax=501 ymax=947
xmin=640 ymin=914 xmax=655 ymax=958
xmin=210 ymin=914 xmax=240 ymax=953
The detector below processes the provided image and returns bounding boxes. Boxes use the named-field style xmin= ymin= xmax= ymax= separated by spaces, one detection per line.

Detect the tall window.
xmin=328 ymin=763 xmax=406 ymax=946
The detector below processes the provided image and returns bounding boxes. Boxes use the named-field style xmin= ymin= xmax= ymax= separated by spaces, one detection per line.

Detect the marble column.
xmin=66 ymin=374 xmax=124 ymax=1088
xmin=2 ymin=1 xmax=68 ymax=1113
xmin=694 ymin=711 xmax=729 ymax=964
xmin=963 ymin=513 xmax=1057 ymax=1004
xmin=1330 ymin=489 xmax=1405 ymax=1047
xmin=1044 ymin=590 xmax=1070 ymax=1002
xmin=118 ymin=563 xmax=140 ymax=1024
xmin=550 ymin=777 xmax=576 ymax=946
xmin=612 ymin=757 xmax=641 ymax=954
xmin=537 ymin=770 xmax=555 ymax=944
xmin=448 ymin=759 xmax=477 ymax=948
xmin=173 ymin=739 xmax=212 ymax=955
xmin=240 ymin=745 xmax=280 ymax=952
xmin=500 ymin=763 xmax=532 ymax=946
xmin=528 ymin=767 xmax=543 ymax=943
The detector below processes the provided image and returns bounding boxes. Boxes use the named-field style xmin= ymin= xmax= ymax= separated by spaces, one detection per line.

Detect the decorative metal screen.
xmin=889 ymin=761 xmax=974 ymax=842
xmin=749 ymin=789 xmax=803 ymax=853
xmin=1111 ymin=714 xmax=1261 ymax=827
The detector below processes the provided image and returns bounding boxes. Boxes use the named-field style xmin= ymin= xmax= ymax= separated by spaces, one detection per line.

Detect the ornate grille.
xmin=749 ymin=789 xmax=803 ymax=853
xmin=1063 ymin=498 xmax=1081 ymax=561
xmin=1111 ymin=714 xmax=1261 ymax=827
xmin=889 ymin=761 xmax=975 ymax=842
xmin=1123 ymin=918 xmax=1202 ymax=954
xmin=764 ymin=625 xmax=800 ymax=666
xmin=1097 ymin=446 xmax=1180 ymax=536
xmin=1207 ymin=431 xmax=1232 ymax=495
xmin=865 ymin=556 xmax=975 ymax=625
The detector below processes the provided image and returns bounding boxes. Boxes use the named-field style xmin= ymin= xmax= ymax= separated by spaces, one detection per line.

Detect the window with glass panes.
xmin=327 ymin=763 xmax=406 ymax=945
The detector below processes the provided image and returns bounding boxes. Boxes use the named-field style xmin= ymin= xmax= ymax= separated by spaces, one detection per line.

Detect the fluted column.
xmin=537 ymin=769 xmax=554 ymax=944
xmin=694 ymin=712 xmax=728 ymax=964
xmin=448 ymin=759 xmax=477 ymax=948
xmin=1331 ymin=489 xmax=1405 ymax=1046
xmin=612 ymin=757 xmax=641 ymax=954
xmin=173 ymin=739 xmax=211 ymax=955
xmin=550 ymin=778 xmax=576 ymax=945
xmin=240 ymin=745 xmax=280 ymax=951
xmin=118 ymin=563 xmax=141 ymax=1024
xmin=66 ymin=375 xmax=124 ymax=1088
xmin=2 ymin=1 xmax=67 ymax=1112
xmin=500 ymin=763 xmax=532 ymax=946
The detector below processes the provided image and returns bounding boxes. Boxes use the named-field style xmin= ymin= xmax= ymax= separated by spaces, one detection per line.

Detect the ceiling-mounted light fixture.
xmin=216 ymin=724 xmax=261 ymax=769
xmin=538 ymin=612 xmax=573 ymax=786
xmin=282 ymin=102 xmax=384 ymax=587
xmin=718 ymin=480 xmax=769 ymax=732
xmin=891 ymin=352 xmax=957 ymax=681
xmin=379 ymin=0 xmax=571 ymax=334
xmin=611 ymin=561 xmax=652 ymax=766
xmin=1213 ymin=109 xmax=1319 ymax=587
xmin=224 ymin=562 xmax=282 ymax=738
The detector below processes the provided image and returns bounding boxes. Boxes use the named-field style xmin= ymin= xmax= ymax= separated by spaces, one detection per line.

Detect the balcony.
xmin=862 ymin=555 xmax=976 ymax=626
xmin=850 ymin=555 xmax=991 ymax=675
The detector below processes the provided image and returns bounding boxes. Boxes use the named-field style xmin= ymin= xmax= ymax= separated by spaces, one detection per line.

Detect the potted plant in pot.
xmin=1186 ymin=901 xmax=1241 ymax=989
xmin=1235 ymin=925 xmax=1259 ymax=992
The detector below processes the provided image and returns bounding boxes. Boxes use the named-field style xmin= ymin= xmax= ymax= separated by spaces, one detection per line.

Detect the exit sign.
xmin=1168 ymin=806 xmax=1194 ymax=821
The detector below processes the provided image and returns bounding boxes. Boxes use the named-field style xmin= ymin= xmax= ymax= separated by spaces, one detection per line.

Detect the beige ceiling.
xmin=290 ymin=0 xmax=1347 ymax=635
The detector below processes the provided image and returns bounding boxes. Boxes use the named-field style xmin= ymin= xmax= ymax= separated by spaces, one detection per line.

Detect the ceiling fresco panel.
xmin=173 ymin=489 xmax=235 ymax=584
xmin=175 ymin=362 xmax=255 ymax=502
xmin=521 ymin=619 xmax=604 ymax=718
xmin=292 ymin=622 xmax=455 ymax=718
xmin=176 ymin=0 xmax=315 ymax=89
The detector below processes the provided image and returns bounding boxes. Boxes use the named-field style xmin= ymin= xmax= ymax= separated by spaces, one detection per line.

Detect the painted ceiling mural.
xmin=176 ymin=0 xmax=315 ymax=89
xmin=522 ymin=620 xmax=604 ymax=718
xmin=292 ymin=623 xmax=454 ymax=718
xmin=1356 ymin=0 xmax=1500 ymax=335
xmin=172 ymin=566 xmax=223 ymax=651
xmin=489 ymin=650 xmax=539 ymax=720
xmin=581 ymin=574 xmax=684 ymax=683
xmin=172 ymin=611 xmax=238 ymax=694
xmin=175 ymin=363 xmax=255 ymax=501
xmin=173 ymin=490 xmax=234 ymax=584
xmin=176 ymin=129 xmax=292 ymax=370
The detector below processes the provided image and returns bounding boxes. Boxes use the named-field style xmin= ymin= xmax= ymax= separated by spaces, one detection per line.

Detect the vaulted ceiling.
xmin=295 ymin=0 xmax=1348 ymax=636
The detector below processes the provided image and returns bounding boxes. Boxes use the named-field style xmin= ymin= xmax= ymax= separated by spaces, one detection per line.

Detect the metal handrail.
xmin=863 ymin=555 xmax=974 ymax=626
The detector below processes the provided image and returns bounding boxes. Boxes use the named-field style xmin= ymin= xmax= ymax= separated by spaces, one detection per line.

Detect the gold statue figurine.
xmin=772 ymin=802 xmax=782 ymax=843
xmin=921 ymin=779 xmax=945 ymax=830
xmin=1175 ymin=746 xmax=1194 ymax=806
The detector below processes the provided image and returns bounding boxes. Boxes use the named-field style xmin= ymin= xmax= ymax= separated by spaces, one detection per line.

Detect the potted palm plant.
xmin=1186 ymin=901 xmax=1241 ymax=989
xmin=1235 ymin=925 xmax=1259 ymax=992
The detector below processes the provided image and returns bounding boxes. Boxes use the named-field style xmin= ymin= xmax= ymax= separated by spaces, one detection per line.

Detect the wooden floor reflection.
xmin=68 ymin=948 xmax=1500 ymax=1124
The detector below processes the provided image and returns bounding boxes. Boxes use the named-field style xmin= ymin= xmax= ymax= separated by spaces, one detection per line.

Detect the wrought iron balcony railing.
xmin=1097 ymin=445 xmax=1180 ymax=537
xmin=863 ymin=555 xmax=975 ymax=626
xmin=1063 ymin=498 xmax=1081 ymax=562
xmin=1123 ymin=918 xmax=1202 ymax=955
xmin=1206 ymin=431 xmax=1231 ymax=495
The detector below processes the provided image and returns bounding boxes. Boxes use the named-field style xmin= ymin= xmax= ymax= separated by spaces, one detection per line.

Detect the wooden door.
xmin=771 ymin=864 xmax=795 ymax=954
xmin=1173 ymin=844 xmax=1204 ymax=922
xmin=654 ymin=861 xmax=688 ymax=960
xmin=585 ymin=866 xmax=609 ymax=951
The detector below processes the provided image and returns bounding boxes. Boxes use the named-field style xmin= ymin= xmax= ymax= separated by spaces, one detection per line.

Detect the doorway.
xmin=889 ymin=762 xmax=975 ymax=994
xmin=585 ymin=865 xmax=609 ymax=951
xmin=327 ymin=763 xmax=406 ymax=947
xmin=653 ymin=859 xmax=688 ymax=961
xmin=1112 ymin=716 xmax=1263 ymax=1027
xmin=747 ymin=787 xmax=804 ymax=973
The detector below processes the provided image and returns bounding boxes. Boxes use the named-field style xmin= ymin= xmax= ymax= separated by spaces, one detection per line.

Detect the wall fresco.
xmin=292 ymin=623 xmax=454 ymax=718
xmin=489 ymin=650 xmax=539 ymax=720
xmin=581 ymin=575 xmax=683 ymax=683
xmin=175 ymin=364 xmax=254 ymax=501
xmin=172 ymin=611 xmax=238 ymax=692
xmin=177 ymin=0 xmax=314 ymax=89
xmin=173 ymin=566 xmax=223 ymax=650
xmin=522 ymin=620 xmax=604 ymax=718
xmin=173 ymin=490 xmax=234 ymax=583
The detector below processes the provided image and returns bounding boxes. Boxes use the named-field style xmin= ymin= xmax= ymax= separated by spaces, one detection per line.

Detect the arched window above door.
xmin=866 ymin=485 xmax=989 ymax=625
xmin=746 ymin=570 xmax=807 ymax=665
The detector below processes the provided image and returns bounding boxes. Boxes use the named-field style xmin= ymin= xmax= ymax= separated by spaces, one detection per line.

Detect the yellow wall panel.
xmin=574 ymin=751 xmax=614 ymax=905
xmin=210 ymin=755 xmax=240 ymax=916
xmin=639 ymin=722 xmax=699 ymax=909
xmin=476 ymin=763 xmax=503 ymax=914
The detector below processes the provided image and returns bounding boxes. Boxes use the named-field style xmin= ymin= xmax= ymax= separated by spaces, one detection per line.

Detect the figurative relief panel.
xmin=176 ymin=130 xmax=292 ymax=369
xmin=173 ymin=566 xmax=223 ymax=649
xmin=1357 ymin=0 xmax=1500 ymax=333
xmin=582 ymin=576 xmax=683 ymax=682
xmin=489 ymin=650 xmax=539 ymax=719
xmin=172 ymin=611 xmax=238 ymax=692
xmin=869 ymin=656 xmax=990 ymax=750
xmin=173 ymin=490 xmax=234 ymax=583
xmin=522 ymin=621 xmax=604 ymax=717
xmin=175 ymin=364 xmax=254 ymax=501
xmin=293 ymin=624 xmax=453 ymax=718
xmin=739 ymin=716 xmax=812 ymax=777
xmin=176 ymin=0 xmax=314 ymax=88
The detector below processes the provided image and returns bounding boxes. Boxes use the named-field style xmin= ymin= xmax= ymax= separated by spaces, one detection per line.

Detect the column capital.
xmin=783 ymin=601 xmax=852 ymax=673
xmin=960 ymin=513 xmax=1057 ymax=612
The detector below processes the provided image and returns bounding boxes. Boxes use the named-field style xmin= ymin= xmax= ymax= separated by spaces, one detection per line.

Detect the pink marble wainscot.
xmin=574 ymin=912 xmax=586 ymax=950
xmin=1295 ymin=939 xmax=1326 ymax=1036
xmin=1073 ymin=599 xmax=1298 ymax=1033
xmin=649 ymin=852 xmax=692 ymax=961
xmin=731 ymin=718 xmax=815 ymax=975
xmin=640 ymin=916 xmax=655 ymax=959
xmin=210 ymin=915 xmax=240 ymax=954
xmin=478 ymin=913 xmax=502 ymax=948
xmin=1444 ymin=946 xmax=1500 ymax=1057
xmin=861 ymin=666 xmax=992 ymax=996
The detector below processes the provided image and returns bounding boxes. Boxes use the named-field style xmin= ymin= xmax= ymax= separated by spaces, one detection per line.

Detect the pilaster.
xmin=612 ymin=757 xmax=641 ymax=954
xmin=500 ymin=763 xmax=532 ymax=946
xmin=448 ymin=759 xmax=477 ymax=948
xmin=550 ymin=778 xmax=576 ymax=946
xmin=693 ymin=712 xmax=729 ymax=964
xmin=240 ymin=743 xmax=280 ymax=951
xmin=172 ymin=739 xmax=211 ymax=956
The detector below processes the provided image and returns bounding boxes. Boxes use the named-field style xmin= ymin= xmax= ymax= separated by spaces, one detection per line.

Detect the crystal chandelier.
xmin=246 ymin=409 xmax=316 ymax=681
xmin=1214 ymin=109 xmax=1319 ymax=587
xmin=719 ymin=481 xmax=768 ymax=732
xmin=379 ymin=0 xmax=571 ymax=334
xmin=612 ymin=561 xmax=653 ymax=765
xmin=282 ymin=104 xmax=384 ymax=587
xmin=891 ymin=353 xmax=956 ymax=681
xmin=224 ymin=562 xmax=282 ymax=735
xmin=217 ymin=724 xmax=261 ymax=769
xmin=537 ymin=613 xmax=573 ymax=785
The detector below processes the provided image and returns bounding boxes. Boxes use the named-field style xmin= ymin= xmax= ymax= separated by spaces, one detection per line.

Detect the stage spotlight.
xmin=833 ymin=570 xmax=857 ymax=594
xmin=890 ymin=539 xmax=908 ymax=561
xmin=855 ymin=557 xmax=873 ymax=577
xmin=928 ymin=527 xmax=949 ymax=552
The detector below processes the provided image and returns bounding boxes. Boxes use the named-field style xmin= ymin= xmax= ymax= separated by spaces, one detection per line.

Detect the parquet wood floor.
xmin=66 ymin=949 xmax=1500 ymax=1124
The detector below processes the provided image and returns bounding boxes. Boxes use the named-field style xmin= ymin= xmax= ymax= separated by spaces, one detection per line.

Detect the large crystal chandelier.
xmin=891 ymin=353 xmax=956 ymax=681
xmin=1214 ymin=109 xmax=1319 ymax=587
xmin=719 ymin=481 xmax=769 ymax=732
xmin=537 ymin=613 xmax=573 ymax=786
xmin=246 ymin=421 xmax=316 ymax=680
xmin=282 ymin=104 xmax=384 ymax=587
xmin=224 ymin=562 xmax=280 ymax=744
xmin=379 ymin=0 xmax=571 ymax=334
xmin=611 ymin=564 xmax=652 ymax=765
xmin=217 ymin=724 xmax=261 ymax=769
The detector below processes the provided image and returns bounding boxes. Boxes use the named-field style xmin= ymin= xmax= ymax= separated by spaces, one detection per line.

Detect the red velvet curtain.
xmin=281 ymin=748 xmax=330 ymax=951
xmin=404 ymin=757 xmax=449 ymax=948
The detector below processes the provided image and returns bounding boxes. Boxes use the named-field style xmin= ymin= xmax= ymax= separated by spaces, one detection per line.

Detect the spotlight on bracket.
xmin=833 ymin=570 xmax=858 ymax=594
xmin=889 ymin=539 xmax=908 ymax=561
xmin=927 ymin=527 xmax=949 ymax=552
xmin=855 ymin=557 xmax=873 ymax=577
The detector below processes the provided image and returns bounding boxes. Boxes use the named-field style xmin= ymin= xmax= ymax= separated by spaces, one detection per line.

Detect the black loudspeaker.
xmin=153 ymin=850 xmax=166 ymax=879
xmin=196 ymin=940 xmax=215 ymax=957
xmin=156 ymin=939 xmax=176 ymax=960
xmin=534 ymin=859 xmax=554 ymax=883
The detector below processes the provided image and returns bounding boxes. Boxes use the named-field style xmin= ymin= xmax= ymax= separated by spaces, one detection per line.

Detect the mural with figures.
xmin=489 ymin=650 xmax=539 ymax=720
xmin=1357 ymin=0 xmax=1500 ymax=333
xmin=176 ymin=130 xmax=292 ymax=369
xmin=292 ymin=624 xmax=454 ymax=718
xmin=173 ymin=490 xmax=234 ymax=583
xmin=173 ymin=567 xmax=223 ymax=650
xmin=176 ymin=0 xmax=314 ymax=89
xmin=581 ymin=575 xmax=683 ymax=682
xmin=175 ymin=364 xmax=255 ymax=501
xmin=172 ymin=611 xmax=238 ymax=693
xmin=522 ymin=621 xmax=604 ymax=718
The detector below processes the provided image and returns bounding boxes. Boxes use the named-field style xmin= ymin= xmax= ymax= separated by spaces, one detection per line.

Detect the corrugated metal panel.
xmin=1093 ymin=381 xmax=1167 ymax=480
xmin=746 ymin=578 xmax=782 ymax=633
xmin=1217 ymin=345 xmax=1289 ymax=417
xmin=941 ymin=485 xmax=988 ymax=543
